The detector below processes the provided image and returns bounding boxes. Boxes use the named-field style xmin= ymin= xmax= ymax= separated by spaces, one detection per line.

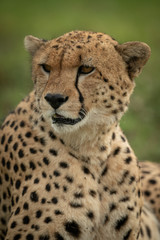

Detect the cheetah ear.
xmin=115 ymin=42 xmax=151 ymax=79
xmin=24 ymin=35 xmax=44 ymax=56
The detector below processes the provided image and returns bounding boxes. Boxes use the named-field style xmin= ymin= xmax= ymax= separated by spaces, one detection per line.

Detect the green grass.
xmin=0 ymin=0 xmax=160 ymax=161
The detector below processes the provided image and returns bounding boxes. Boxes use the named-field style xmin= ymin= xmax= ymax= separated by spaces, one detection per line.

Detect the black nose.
xmin=44 ymin=93 xmax=69 ymax=109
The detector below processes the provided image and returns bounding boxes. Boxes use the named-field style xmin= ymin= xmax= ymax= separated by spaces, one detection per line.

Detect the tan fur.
xmin=0 ymin=30 xmax=159 ymax=240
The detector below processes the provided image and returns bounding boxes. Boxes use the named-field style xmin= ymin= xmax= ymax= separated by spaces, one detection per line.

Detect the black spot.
xmin=113 ymin=147 xmax=120 ymax=156
xmin=39 ymin=235 xmax=50 ymax=240
xmin=20 ymin=163 xmax=26 ymax=172
xmin=148 ymin=179 xmax=157 ymax=184
xmin=15 ymin=207 xmax=20 ymax=215
xmin=89 ymin=190 xmax=96 ymax=197
xmin=26 ymin=234 xmax=34 ymax=240
xmin=104 ymin=215 xmax=109 ymax=224
xmin=54 ymin=182 xmax=60 ymax=189
xmin=115 ymin=215 xmax=128 ymax=230
xmin=18 ymin=149 xmax=24 ymax=158
xmin=54 ymin=210 xmax=63 ymax=215
xmin=20 ymin=120 xmax=25 ymax=127
xmin=129 ymin=176 xmax=135 ymax=185
xmin=65 ymin=176 xmax=73 ymax=183
xmin=40 ymin=126 xmax=45 ymax=131
xmin=109 ymin=203 xmax=117 ymax=211
xmin=138 ymin=189 xmax=141 ymax=198
xmin=5 ymin=173 xmax=9 ymax=182
xmin=101 ymin=166 xmax=108 ymax=176
xmin=13 ymin=234 xmax=21 ymax=240
xmin=53 ymin=170 xmax=61 ymax=177
xmin=52 ymin=197 xmax=58 ymax=204
xmin=103 ymin=78 xmax=108 ymax=83
xmin=49 ymin=149 xmax=58 ymax=156
xmin=41 ymin=198 xmax=46 ymax=204
xmin=112 ymin=132 xmax=116 ymax=140
xmin=10 ymin=121 xmax=15 ymax=128
xmin=87 ymin=211 xmax=94 ymax=219
xmin=1 ymin=134 xmax=5 ymax=144
xmin=123 ymin=229 xmax=132 ymax=240
xmin=82 ymin=166 xmax=90 ymax=174
xmin=23 ymin=202 xmax=29 ymax=210
xmin=144 ymin=190 xmax=151 ymax=197
xmin=30 ymin=161 xmax=36 ymax=170
xmin=34 ymin=178 xmax=40 ymax=184
xmin=25 ymin=131 xmax=32 ymax=138
xmin=54 ymin=232 xmax=64 ymax=240
xmin=121 ymin=135 xmax=126 ymax=142
xmin=125 ymin=157 xmax=132 ymax=164
xmin=63 ymin=186 xmax=67 ymax=192
xmin=127 ymin=206 xmax=134 ymax=211
xmin=45 ymin=183 xmax=51 ymax=192
xmin=59 ymin=162 xmax=69 ymax=168
xmin=150 ymin=199 xmax=155 ymax=204
xmin=40 ymin=137 xmax=46 ymax=146
xmin=8 ymin=135 xmax=13 ymax=143
xmin=15 ymin=180 xmax=21 ymax=189
xmin=118 ymin=170 xmax=129 ymax=185
xmin=110 ymin=95 xmax=115 ymax=100
xmin=11 ymin=221 xmax=17 ymax=228
xmin=14 ymin=164 xmax=19 ymax=173
xmin=34 ymin=136 xmax=39 ymax=142
xmin=2 ymin=204 xmax=7 ymax=212
xmin=119 ymin=197 xmax=130 ymax=202
xmin=70 ymin=202 xmax=83 ymax=208
xmin=30 ymin=191 xmax=39 ymax=202
xmin=109 ymin=85 xmax=114 ymax=90
xmin=30 ymin=148 xmax=37 ymax=154
xmin=112 ymin=109 xmax=118 ymax=114
xmin=0 ymin=176 xmax=2 ymax=185
xmin=13 ymin=142 xmax=18 ymax=151
xmin=5 ymin=144 xmax=8 ymax=152
xmin=140 ymin=227 xmax=144 ymax=237
xmin=2 ymin=157 xmax=5 ymax=166
xmin=64 ymin=220 xmax=81 ymax=238
xmin=100 ymin=146 xmax=106 ymax=151
xmin=110 ymin=190 xmax=117 ymax=195
xmin=48 ymin=131 xmax=57 ymax=140
xmin=43 ymin=157 xmax=50 ymax=165
xmin=36 ymin=210 xmax=42 ymax=218
xmin=44 ymin=217 xmax=52 ymax=223
xmin=145 ymin=225 xmax=151 ymax=238
xmin=23 ymin=216 xmax=30 ymax=224
xmin=74 ymin=192 xmax=84 ymax=198
xmin=25 ymin=175 xmax=32 ymax=181
xmin=42 ymin=171 xmax=47 ymax=178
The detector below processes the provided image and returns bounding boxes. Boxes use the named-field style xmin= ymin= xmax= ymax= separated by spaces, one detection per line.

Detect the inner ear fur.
xmin=24 ymin=35 xmax=45 ymax=56
xmin=115 ymin=41 xmax=151 ymax=79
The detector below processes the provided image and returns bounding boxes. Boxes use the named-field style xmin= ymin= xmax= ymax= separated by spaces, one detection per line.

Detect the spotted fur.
xmin=0 ymin=30 xmax=159 ymax=240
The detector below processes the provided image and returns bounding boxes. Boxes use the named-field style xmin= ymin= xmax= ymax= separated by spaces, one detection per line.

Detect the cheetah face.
xmin=25 ymin=31 xmax=150 ymax=133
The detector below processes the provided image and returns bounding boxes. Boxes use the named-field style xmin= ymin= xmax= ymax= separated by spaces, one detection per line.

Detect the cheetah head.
xmin=25 ymin=31 xmax=150 ymax=133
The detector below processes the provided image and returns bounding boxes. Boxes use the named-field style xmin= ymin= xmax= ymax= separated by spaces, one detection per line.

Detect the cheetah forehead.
xmin=52 ymin=30 xmax=118 ymax=46
xmin=25 ymin=31 xmax=118 ymax=60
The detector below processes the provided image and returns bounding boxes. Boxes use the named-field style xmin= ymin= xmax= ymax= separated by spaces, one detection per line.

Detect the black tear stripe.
xmin=75 ymin=71 xmax=84 ymax=104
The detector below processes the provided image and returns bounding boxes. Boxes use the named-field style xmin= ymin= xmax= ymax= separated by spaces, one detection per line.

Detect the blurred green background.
xmin=0 ymin=0 xmax=160 ymax=162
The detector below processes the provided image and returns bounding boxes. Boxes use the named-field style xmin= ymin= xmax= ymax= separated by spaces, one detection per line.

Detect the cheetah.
xmin=0 ymin=30 xmax=160 ymax=240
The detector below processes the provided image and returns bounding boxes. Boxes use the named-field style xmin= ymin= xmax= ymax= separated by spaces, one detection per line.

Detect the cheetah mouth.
xmin=52 ymin=111 xmax=86 ymax=125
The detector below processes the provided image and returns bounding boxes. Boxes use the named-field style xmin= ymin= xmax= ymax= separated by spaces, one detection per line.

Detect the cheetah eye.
xmin=40 ymin=64 xmax=51 ymax=74
xmin=78 ymin=66 xmax=95 ymax=75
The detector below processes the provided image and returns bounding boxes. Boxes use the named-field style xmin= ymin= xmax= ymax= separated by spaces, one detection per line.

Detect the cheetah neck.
xmin=57 ymin=122 xmax=118 ymax=165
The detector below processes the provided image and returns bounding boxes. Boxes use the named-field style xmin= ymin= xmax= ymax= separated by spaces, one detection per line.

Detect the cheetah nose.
xmin=44 ymin=93 xmax=69 ymax=110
